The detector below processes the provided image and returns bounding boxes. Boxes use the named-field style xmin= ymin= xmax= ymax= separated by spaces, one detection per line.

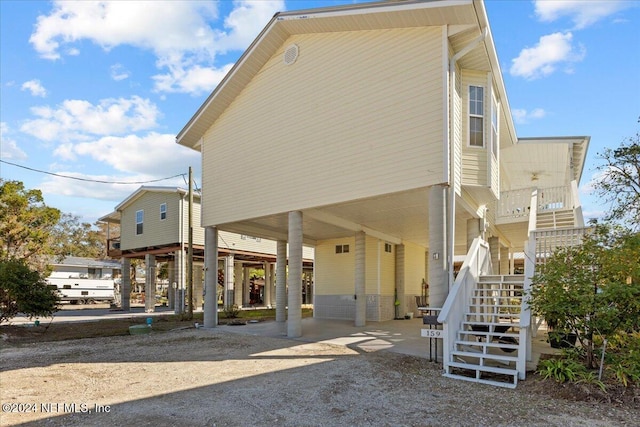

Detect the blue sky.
xmin=1 ymin=0 xmax=639 ymax=225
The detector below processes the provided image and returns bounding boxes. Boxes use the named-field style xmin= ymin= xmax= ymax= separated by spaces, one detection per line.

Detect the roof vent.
xmin=284 ymin=44 xmax=299 ymax=65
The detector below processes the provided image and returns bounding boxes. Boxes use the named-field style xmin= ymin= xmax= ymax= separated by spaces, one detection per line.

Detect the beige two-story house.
xmin=99 ymin=186 xmax=314 ymax=313
xmin=176 ymin=0 xmax=589 ymax=387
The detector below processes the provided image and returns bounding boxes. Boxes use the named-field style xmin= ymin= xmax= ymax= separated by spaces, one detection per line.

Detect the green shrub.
xmin=537 ymin=358 xmax=585 ymax=383
xmin=1 ymin=259 xmax=59 ymax=323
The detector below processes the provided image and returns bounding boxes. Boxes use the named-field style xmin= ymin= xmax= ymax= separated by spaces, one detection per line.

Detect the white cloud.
xmin=20 ymin=96 xmax=160 ymax=142
xmin=110 ymin=64 xmax=130 ymax=81
xmin=0 ymin=122 xmax=28 ymax=160
xmin=534 ymin=0 xmax=631 ymax=29
xmin=21 ymin=79 xmax=47 ymax=97
xmin=72 ymin=132 xmax=200 ymax=176
xmin=39 ymin=173 xmax=145 ymax=202
xmin=512 ymin=108 xmax=546 ymax=124
xmin=152 ymin=62 xmax=234 ymax=96
xmin=510 ymin=32 xmax=585 ymax=80
xmin=29 ymin=0 xmax=284 ymax=95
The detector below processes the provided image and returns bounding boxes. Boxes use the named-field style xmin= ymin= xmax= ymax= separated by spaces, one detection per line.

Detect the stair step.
xmin=455 ymin=340 xmax=520 ymax=351
xmin=462 ymin=321 xmax=519 ymax=327
xmin=466 ymin=312 xmax=521 ymax=317
xmin=447 ymin=361 xmax=518 ymax=376
xmin=443 ymin=372 xmax=517 ymax=389
xmin=459 ymin=331 xmax=520 ymax=341
xmin=451 ymin=350 xmax=518 ymax=362
xmin=479 ymin=275 xmax=525 ymax=282
xmin=469 ymin=304 xmax=522 ymax=309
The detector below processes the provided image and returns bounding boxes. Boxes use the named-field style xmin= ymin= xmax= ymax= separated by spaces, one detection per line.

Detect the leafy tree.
xmin=530 ymin=225 xmax=640 ymax=369
xmin=0 ymin=259 xmax=59 ymax=323
xmin=593 ymin=131 xmax=640 ymax=230
xmin=51 ymin=213 xmax=107 ymax=259
xmin=0 ymin=179 xmax=60 ymax=270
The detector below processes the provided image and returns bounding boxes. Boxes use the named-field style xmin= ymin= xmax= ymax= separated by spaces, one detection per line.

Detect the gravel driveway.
xmin=1 ymin=326 xmax=638 ymax=427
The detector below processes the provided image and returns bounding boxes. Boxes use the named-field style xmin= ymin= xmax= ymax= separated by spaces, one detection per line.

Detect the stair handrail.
xmin=438 ymin=237 xmax=491 ymax=371
xmin=571 ymin=179 xmax=585 ymax=227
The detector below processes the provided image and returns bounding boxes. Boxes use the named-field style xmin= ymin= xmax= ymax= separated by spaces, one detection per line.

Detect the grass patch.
xmin=1 ymin=308 xmax=313 ymax=344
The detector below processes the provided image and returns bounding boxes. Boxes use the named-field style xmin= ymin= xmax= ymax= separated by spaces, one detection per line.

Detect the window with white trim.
xmin=469 ymin=85 xmax=484 ymax=147
xmin=491 ymin=94 xmax=499 ymax=158
xmin=136 ymin=210 xmax=144 ymax=235
xmin=160 ymin=203 xmax=167 ymax=220
xmin=384 ymin=243 xmax=392 ymax=253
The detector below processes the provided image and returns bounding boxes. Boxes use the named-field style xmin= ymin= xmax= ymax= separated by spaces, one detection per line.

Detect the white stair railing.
xmin=438 ymin=238 xmax=491 ymax=374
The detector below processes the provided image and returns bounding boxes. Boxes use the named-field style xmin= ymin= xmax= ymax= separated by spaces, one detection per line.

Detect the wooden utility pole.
xmin=187 ymin=166 xmax=194 ymax=319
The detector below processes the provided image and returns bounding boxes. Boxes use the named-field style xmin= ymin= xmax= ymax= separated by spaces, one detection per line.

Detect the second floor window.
xmin=469 ymin=85 xmax=484 ymax=147
xmin=136 ymin=210 xmax=144 ymax=235
xmin=160 ymin=203 xmax=167 ymax=220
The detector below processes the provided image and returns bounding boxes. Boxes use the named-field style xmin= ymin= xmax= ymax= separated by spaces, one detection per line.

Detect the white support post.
xmin=354 ymin=231 xmax=366 ymax=327
xmin=204 ymin=226 xmax=218 ymax=328
xmin=264 ymin=261 xmax=272 ymax=308
xmin=145 ymin=254 xmax=155 ymax=313
xmin=233 ymin=260 xmax=242 ymax=308
xmin=287 ymin=211 xmax=303 ymax=337
xmin=276 ymin=240 xmax=287 ymax=322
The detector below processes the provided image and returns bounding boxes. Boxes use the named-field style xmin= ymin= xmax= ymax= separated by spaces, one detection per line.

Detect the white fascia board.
xmin=277 ymin=0 xmax=472 ymax=21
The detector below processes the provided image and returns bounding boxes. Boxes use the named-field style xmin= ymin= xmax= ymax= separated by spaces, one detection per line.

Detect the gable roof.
xmin=98 ymin=186 xmax=201 ymax=223
xmin=176 ymin=0 xmax=517 ymax=149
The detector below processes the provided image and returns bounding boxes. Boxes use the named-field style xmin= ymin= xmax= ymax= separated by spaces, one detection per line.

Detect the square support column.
xmin=500 ymin=245 xmax=510 ymax=275
xmin=428 ymin=185 xmax=448 ymax=308
xmin=233 ymin=259 xmax=243 ymax=308
xmin=287 ymin=211 xmax=303 ymax=338
xmin=225 ymin=255 xmax=236 ymax=309
xmin=204 ymin=226 xmax=218 ymax=328
xmin=174 ymin=248 xmax=186 ymax=315
xmin=354 ymin=230 xmax=366 ymax=327
xmin=466 ymin=218 xmax=482 ymax=252
xmin=121 ymin=257 xmax=131 ymax=312
xmin=264 ymin=261 xmax=272 ymax=308
xmin=395 ymin=243 xmax=406 ymax=317
xmin=276 ymin=240 xmax=287 ymax=322
xmin=145 ymin=254 xmax=156 ymax=312
xmin=489 ymin=237 xmax=499 ymax=275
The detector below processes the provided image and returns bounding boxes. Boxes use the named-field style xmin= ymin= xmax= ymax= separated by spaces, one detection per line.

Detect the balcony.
xmin=107 ymin=238 xmax=122 ymax=258
xmin=495 ymin=184 xmax=578 ymax=226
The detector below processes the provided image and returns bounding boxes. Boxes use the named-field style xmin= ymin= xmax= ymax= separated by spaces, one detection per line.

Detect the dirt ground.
xmin=1 ymin=325 xmax=639 ymax=427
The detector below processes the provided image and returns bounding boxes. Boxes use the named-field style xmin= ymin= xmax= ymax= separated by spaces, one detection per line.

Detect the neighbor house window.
xmin=136 ymin=210 xmax=144 ymax=235
xmin=335 ymin=244 xmax=350 ymax=254
xmin=88 ymin=268 xmax=102 ymax=279
xmin=469 ymin=85 xmax=484 ymax=147
xmin=160 ymin=203 xmax=167 ymax=220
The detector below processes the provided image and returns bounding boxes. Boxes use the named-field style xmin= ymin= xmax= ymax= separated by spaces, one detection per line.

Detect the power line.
xmin=0 ymin=159 xmax=186 ymax=185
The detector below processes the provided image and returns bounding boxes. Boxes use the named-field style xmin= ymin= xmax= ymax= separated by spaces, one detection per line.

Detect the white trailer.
xmin=46 ymin=277 xmax=115 ymax=304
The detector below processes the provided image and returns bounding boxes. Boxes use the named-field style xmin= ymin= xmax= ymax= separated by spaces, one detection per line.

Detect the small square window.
xmin=385 ymin=243 xmax=392 ymax=253
xmin=335 ymin=244 xmax=350 ymax=254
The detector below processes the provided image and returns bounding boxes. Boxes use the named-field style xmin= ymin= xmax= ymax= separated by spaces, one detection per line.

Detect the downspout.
xmin=447 ymin=26 xmax=488 ymax=290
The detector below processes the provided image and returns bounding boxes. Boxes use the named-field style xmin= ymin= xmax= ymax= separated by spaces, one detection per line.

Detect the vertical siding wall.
xmin=461 ymin=70 xmax=489 ymax=188
xmin=121 ymin=193 xmax=182 ymax=250
xmin=202 ymin=27 xmax=445 ymax=226
xmin=314 ymin=235 xmax=398 ymax=321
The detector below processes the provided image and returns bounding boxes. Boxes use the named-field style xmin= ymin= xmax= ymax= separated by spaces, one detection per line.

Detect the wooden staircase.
xmin=443 ymin=275 xmax=525 ymax=388
xmin=536 ymin=209 xmax=574 ymax=229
